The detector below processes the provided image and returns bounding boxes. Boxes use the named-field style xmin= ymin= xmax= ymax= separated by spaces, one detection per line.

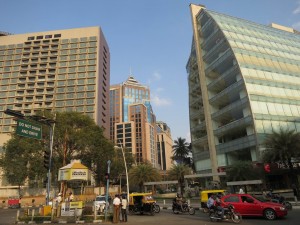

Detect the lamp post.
xmin=116 ymin=142 xmax=129 ymax=203
xmin=105 ymin=160 xmax=111 ymax=222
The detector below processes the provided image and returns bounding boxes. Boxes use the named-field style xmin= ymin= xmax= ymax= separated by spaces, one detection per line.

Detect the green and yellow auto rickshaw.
xmin=128 ymin=193 xmax=156 ymax=215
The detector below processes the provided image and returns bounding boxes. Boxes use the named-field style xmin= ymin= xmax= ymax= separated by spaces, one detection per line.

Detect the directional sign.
xmin=16 ymin=119 xmax=42 ymax=140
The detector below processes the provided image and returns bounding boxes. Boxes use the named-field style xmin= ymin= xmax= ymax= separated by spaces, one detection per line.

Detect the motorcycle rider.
xmin=215 ymin=194 xmax=225 ymax=218
xmin=175 ymin=193 xmax=183 ymax=211
xmin=206 ymin=194 xmax=215 ymax=209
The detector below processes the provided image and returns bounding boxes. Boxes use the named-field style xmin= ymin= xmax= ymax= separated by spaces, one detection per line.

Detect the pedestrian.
xmin=121 ymin=195 xmax=128 ymax=222
xmin=113 ymin=194 xmax=121 ymax=223
xmin=239 ymin=187 xmax=244 ymax=194
xmin=56 ymin=193 xmax=62 ymax=217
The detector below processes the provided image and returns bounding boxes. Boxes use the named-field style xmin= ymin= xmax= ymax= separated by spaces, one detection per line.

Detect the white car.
xmin=94 ymin=195 xmax=110 ymax=212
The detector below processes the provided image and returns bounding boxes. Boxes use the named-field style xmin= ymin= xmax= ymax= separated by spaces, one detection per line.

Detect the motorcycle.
xmin=270 ymin=195 xmax=292 ymax=210
xmin=172 ymin=201 xmax=195 ymax=215
xmin=154 ymin=201 xmax=160 ymax=213
xmin=209 ymin=204 xmax=242 ymax=223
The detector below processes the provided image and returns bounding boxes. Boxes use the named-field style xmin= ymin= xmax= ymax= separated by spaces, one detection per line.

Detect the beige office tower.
xmin=110 ymin=76 xmax=158 ymax=168
xmin=156 ymin=121 xmax=174 ymax=171
xmin=0 ymin=26 xmax=110 ymax=150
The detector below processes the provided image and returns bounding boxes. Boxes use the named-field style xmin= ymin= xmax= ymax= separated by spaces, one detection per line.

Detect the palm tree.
xmin=226 ymin=161 xmax=263 ymax=193
xmin=262 ymin=129 xmax=300 ymax=190
xmin=168 ymin=164 xmax=192 ymax=195
xmin=172 ymin=137 xmax=191 ymax=164
xmin=128 ymin=163 xmax=162 ymax=192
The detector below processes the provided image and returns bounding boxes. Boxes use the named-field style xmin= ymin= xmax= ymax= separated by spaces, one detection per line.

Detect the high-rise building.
xmin=110 ymin=76 xmax=158 ymax=167
xmin=0 ymin=26 xmax=110 ymax=150
xmin=156 ymin=121 xmax=173 ymax=171
xmin=187 ymin=4 xmax=300 ymax=182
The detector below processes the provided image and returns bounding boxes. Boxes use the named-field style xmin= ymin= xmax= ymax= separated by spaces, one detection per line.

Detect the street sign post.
xmin=16 ymin=119 xmax=42 ymax=140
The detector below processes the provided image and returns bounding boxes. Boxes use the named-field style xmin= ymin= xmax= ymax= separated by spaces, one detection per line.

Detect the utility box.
xmin=43 ymin=205 xmax=52 ymax=216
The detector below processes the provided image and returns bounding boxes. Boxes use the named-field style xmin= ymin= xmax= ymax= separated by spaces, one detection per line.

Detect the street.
xmin=1 ymin=208 xmax=300 ymax=225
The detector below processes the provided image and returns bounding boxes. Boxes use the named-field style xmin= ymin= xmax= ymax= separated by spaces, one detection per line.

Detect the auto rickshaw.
xmin=129 ymin=192 xmax=156 ymax=215
xmin=200 ymin=189 xmax=226 ymax=212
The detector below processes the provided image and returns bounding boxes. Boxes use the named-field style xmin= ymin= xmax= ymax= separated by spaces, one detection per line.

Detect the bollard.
xmin=188 ymin=199 xmax=190 ymax=205
xmin=74 ymin=208 xmax=77 ymax=221
xmin=31 ymin=209 xmax=35 ymax=221
xmin=16 ymin=209 xmax=20 ymax=222
xmin=163 ymin=199 xmax=166 ymax=205
xmin=94 ymin=205 xmax=97 ymax=220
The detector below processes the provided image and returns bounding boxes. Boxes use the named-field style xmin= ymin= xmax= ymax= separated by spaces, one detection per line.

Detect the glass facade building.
xmin=187 ymin=5 xmax=300 ymax=179
xmin=110 ymin=76 xmax=158 ymax=167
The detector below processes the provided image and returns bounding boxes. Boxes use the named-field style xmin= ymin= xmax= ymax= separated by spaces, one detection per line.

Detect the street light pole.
xmin=117 ymin=141 xmax=129 ymax=203
xmin=46 ymin=122 xmax=55 ymax=205
xmin=105 ymin=160 xmax=111 ymax=222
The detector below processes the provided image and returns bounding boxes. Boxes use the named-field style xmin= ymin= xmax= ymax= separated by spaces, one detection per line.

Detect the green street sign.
xmin=16 ymin=119 xmax=42 ymax=140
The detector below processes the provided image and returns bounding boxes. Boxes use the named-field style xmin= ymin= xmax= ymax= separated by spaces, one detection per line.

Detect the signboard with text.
xmin=16 ymin=119 xmax=42 ymax=140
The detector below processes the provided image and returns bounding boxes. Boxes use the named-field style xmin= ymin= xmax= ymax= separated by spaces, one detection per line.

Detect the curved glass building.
xmin=187 ymin=4 xmax=300 ymax=182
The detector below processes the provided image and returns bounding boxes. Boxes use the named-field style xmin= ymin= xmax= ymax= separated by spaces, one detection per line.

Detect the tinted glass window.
xmin=224 ymin=196 xmax=239 ymax=202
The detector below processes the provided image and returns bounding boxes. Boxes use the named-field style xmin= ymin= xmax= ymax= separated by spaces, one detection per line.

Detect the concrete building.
xmin=187 ymin=4 xmax=300 ymax=184
xmin=156 ymin=121 xmax=174 ymax=171
xmin=0 ymin=27 xmax=110 ymax=186
xmin=110 ymin=76 xmax=158 ymax=167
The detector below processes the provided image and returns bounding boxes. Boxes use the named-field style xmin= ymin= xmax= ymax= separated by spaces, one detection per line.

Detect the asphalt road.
xmin=1 ymin=207 xmax=300 ymax=225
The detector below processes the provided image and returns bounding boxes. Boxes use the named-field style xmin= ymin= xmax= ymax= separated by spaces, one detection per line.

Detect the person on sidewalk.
xmin=121 ymin=195 xmax=128 ymax=222
xmin=113 ymin=194 xmax=121 ymax=223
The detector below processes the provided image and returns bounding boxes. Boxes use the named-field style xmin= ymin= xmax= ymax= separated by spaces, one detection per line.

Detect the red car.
xmin=221 ymin=194 xmax=287 ymax=220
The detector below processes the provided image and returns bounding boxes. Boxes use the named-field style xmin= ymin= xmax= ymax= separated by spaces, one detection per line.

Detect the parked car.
xmin=221 ymin=194 xmax=287 ymax=220
xmin=94 ymin=195 xmax=111 ymax=212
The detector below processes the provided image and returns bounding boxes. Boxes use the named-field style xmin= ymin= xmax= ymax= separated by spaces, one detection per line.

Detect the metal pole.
xmin=46 ymin=122 xmax=55 ymax=205
xmin=120 ymin=144 xmax=129 ymax=203
xmin=105 ymin=160 xmax=111 ymax=222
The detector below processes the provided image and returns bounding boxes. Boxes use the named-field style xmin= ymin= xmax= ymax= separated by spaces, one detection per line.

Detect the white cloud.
xmin=151 ymin=94 xmax=172 ymax=106
xmin=147 ymin=71 xmax=161 ymax=84
xmin=293 ymin=1 xmax=300 ymax=14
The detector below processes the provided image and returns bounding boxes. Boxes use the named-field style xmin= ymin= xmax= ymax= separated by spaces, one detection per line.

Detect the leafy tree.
xmin=52 ymin=111 xmax=115 ymax=186
xmin=0 ymin=133 xmax=45 ymax=195
xmin=172 ymin=137 xmax=191 ymax=164
xmin=262 ymin=129 xmax=300 ymax=190
xmin=110 ymin=146 xmax=135 ymax=188
xmin=168 ymin=164 xmax=192 ymax=195
xmin=128 ymin=163 xmax=161 ymax=192
xmin=1 ymin=111 xmax=115 ymax=191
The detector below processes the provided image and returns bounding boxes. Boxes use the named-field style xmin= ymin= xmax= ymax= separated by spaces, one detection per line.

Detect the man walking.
xmin=121 ymin=195 xmax=128 ymax=222
xmin=113 ymin=194 xmax=121 ymax=223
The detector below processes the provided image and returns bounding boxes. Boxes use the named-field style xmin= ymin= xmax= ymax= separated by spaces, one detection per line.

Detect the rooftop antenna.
xmin=129 ymin=67 xmax=133 ymax=76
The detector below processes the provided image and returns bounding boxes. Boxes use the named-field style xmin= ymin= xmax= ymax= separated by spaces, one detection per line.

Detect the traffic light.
xmin=264 ymin=163 xmax=271 ymax=173
xmin=105 ymin=173 xmax=110 ymax=180
xmin=43 ymin=179 xmax=47 ymax=188
xmin=44 ymin=150 xmax=50 ymax=170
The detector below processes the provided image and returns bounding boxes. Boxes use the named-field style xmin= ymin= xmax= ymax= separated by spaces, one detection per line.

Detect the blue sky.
xmin=1 ymin=0 xmax=300 ymax=142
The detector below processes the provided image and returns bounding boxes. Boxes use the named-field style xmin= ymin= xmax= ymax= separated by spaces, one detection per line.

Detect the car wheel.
xmin=264 ymin=209 xmax=276 ymax=220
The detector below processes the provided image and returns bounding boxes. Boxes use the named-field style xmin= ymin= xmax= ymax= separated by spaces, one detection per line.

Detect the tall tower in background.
xmin=156 ymin=121 xmax=173 ymax=171
xmin=110 ymin=76 xmax=158 ymax=167
xmin=0 ymin=27 xmax=110 ymax=148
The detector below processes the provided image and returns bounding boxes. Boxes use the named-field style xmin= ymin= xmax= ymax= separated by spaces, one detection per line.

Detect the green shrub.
xmin=82 ymin=206 xmax=93 ymax=215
